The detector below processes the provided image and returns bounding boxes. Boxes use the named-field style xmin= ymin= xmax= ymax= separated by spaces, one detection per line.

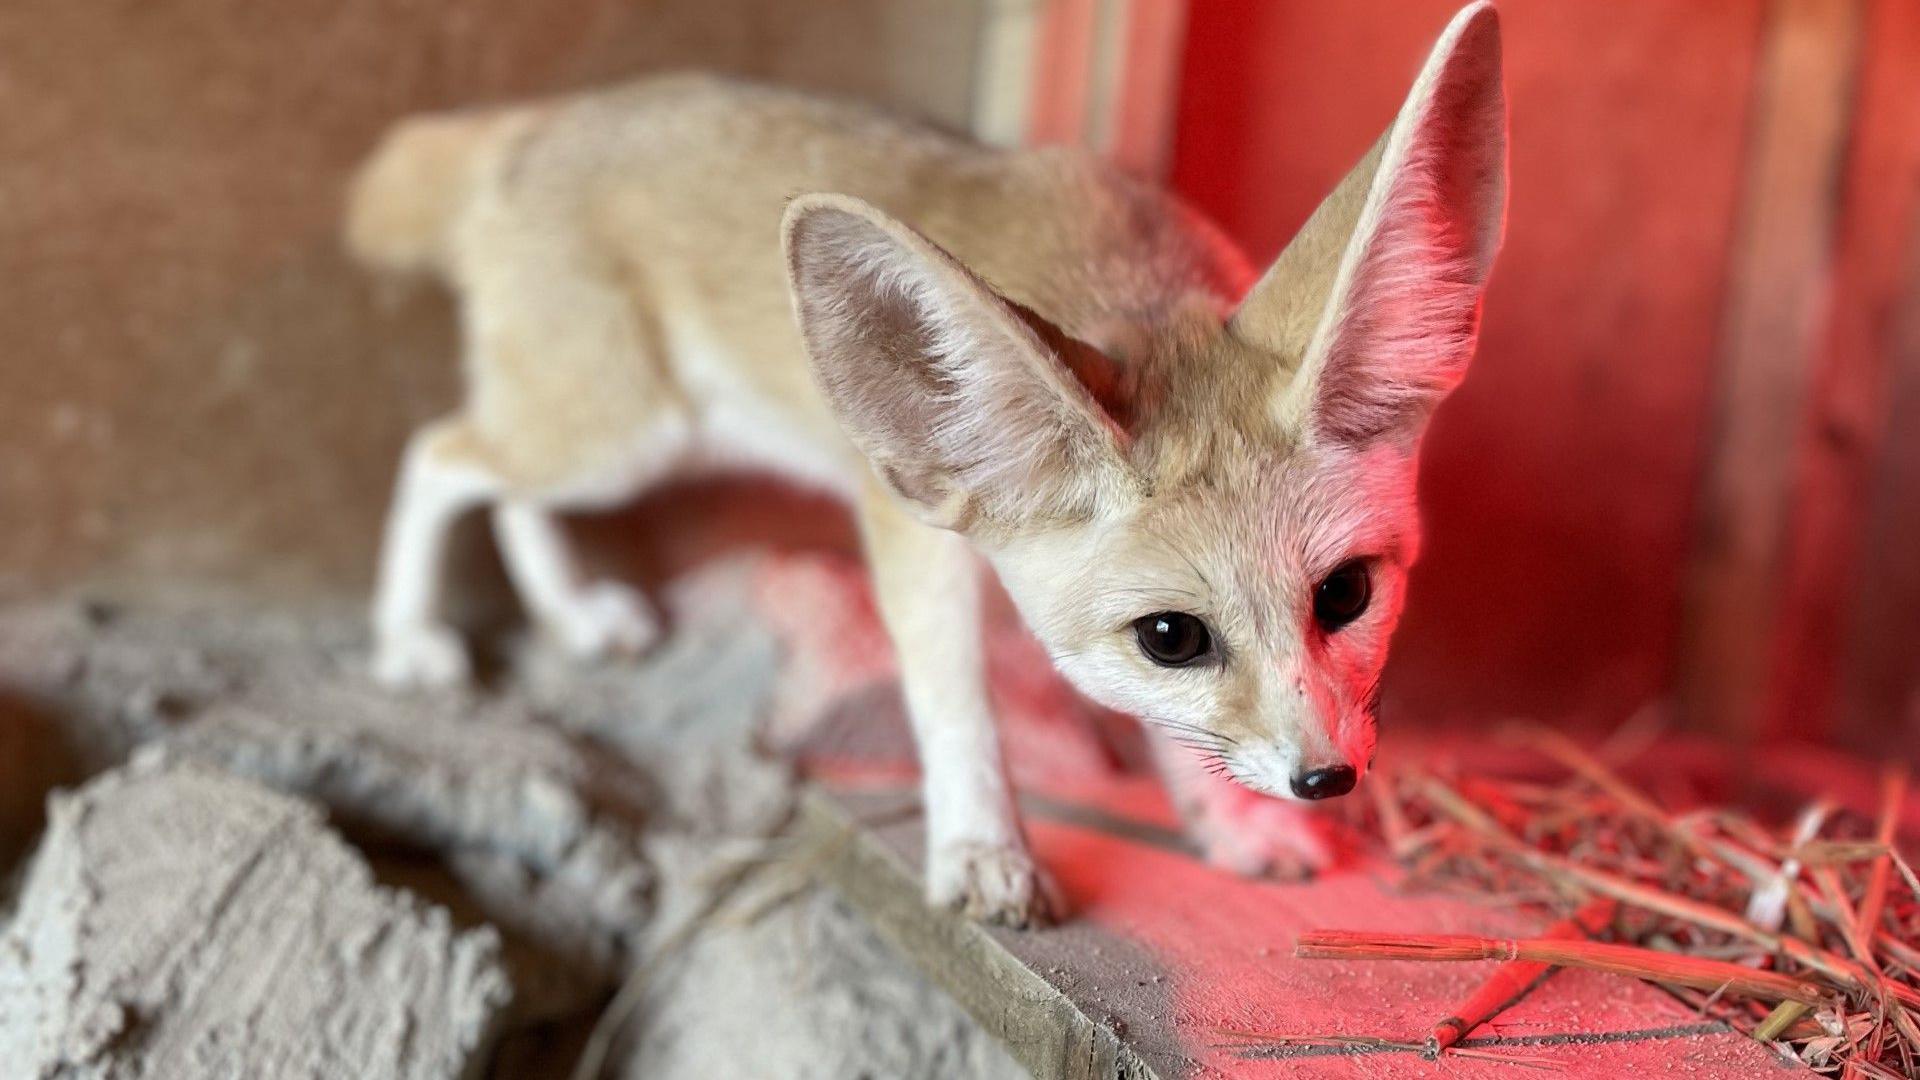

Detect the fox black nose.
xmin=1291 ymin=765 xmax=1356 ymax=800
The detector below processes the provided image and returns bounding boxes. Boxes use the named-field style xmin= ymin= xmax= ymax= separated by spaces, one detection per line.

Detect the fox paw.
xmin=927 ymin=840 xmax=1059 ymax=928
xmin=1191 ymin=794 xmax=1334 ymax=881
xmin=548 ymin=582 xmax=659 ymax=660
xmin=373 ymin=622 xmax=472 ymax=690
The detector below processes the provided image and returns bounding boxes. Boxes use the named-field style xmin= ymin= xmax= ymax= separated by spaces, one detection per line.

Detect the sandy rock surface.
xmin=623 ymin=878 xmax=1024 ymax=1080
xmin=0 ymin=756 xmax=513 ymax=1080
xmin=0 ymin=554 xmax=1024 ymax=1079
xmin=168 ymin=687 xmax=657 ymax=1010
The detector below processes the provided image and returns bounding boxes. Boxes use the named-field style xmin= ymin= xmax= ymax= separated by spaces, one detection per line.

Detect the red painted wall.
xmin=1171 ymin=2 xmax=1764 ymax=724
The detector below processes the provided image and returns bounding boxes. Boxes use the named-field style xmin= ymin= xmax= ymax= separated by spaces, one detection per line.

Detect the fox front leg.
xmin=860 ymin=492 xmax=1057 ymax=927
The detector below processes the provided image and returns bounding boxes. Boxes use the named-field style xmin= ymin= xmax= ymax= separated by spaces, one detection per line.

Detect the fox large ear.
xmin=783 ymin=194 xmax=1134 ymax=532
xmin=1231 ymin=2 xmax=1507 ymax=448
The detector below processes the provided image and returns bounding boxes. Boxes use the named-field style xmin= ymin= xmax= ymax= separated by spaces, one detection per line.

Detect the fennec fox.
xmin=350 ymin=4 xmax=1505 ymax=925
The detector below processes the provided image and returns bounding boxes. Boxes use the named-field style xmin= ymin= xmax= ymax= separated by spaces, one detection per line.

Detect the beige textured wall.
xmin=0 ymin=0 xmax=982 ymax=596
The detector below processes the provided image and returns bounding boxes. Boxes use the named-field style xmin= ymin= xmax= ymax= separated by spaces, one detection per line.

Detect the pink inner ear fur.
xmin=1007 ymin=300 xmax=1135 ymax=431
xmin=785 ymin=199 xmax=1130 ymax=527
xmin=1309 ymin=8 xmax=1506 ymax=448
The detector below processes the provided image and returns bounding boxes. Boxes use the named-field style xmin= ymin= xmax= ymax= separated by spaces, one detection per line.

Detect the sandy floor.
xmin=0 ymin=556 xmax=1023 ymax=1079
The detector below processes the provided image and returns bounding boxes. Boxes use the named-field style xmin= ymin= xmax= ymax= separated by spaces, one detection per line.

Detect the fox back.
xmin=351 ymin=3 xmax=1504 ymax=807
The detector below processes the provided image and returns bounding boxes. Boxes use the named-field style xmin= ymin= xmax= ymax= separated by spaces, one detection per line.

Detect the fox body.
xmin=353 ymin=5 xmax=1506 ymax=924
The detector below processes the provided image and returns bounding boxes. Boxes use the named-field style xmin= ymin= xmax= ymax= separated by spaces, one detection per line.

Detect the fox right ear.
xmin=1232 ymin=1 xmax=1507 ymax=449
xmin=782 ymin=194 xmax=1135 ymax=533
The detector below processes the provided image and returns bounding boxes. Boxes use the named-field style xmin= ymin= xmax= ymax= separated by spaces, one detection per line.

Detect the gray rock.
xmin=619 ymin=883 xmax=1026 ymax=1080
xmin=0 ymin=757 xmax=513 ymax=1079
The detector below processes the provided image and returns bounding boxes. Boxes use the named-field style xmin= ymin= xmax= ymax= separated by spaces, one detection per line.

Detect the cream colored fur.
xmin=354 ymin=4 xmax=1506 ymax=925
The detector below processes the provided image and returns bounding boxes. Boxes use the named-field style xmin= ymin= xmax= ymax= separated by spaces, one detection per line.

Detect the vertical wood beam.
xmin=973 ymin=0 xmax=1050 ymax=147
xmin=1678 ymin=0 xmax=1863 ymax=738
xmin=1026 ymin=0 xmax=1102 ymax=147
xmin=973 ymin=0 xmax=1186 ymax=177
xmin=1767 ymin=0 xmax=1920 ymax=744
xmin=1837 ymin=226 xmax=1920 ymax=757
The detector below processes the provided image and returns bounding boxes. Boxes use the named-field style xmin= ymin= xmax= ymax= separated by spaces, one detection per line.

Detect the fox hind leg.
xmin=372 ymin=417 xmax=500 ymax=689
xmin=492 ymin=500 xmax=660 ymax=660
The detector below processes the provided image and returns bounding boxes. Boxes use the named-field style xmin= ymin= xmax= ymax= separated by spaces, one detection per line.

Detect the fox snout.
xmin=1229 ymin=721 xmax=1369 ymax=802
xmin=1233 ymin=674 xmax=1379 ymax=801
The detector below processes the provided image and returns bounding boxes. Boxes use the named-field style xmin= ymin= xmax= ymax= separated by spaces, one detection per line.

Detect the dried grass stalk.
xmin=1424 ymin=898 xmax=1617 ymax=1058
xmin=1855 ymin=768 xmax=1908 ymax=951
xmin=1295 ymin=930 xmax=1829 ymax=1004
xmin=1755 ymin=1000 xmax=1815 ymax=1042
xmin=1513 ymin=726 xmax=1776 ymax=883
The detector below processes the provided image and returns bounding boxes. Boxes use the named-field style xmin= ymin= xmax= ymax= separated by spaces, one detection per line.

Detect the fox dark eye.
xmin=1313 ymin=560 xmax=1372 ymax=631
xmin=1133 ymin=611 xmax=1212 ymax=667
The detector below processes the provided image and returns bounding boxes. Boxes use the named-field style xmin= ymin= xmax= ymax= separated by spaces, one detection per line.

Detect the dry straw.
xmin=1276 ymin=730 xmax=1918 ymax=1076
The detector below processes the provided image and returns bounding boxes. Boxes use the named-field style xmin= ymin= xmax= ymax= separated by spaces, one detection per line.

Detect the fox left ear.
xmin=1232 ymin=2 xmax=1507 ymax=448
xmin=782 ymin=194 xmax=1135 ymax=532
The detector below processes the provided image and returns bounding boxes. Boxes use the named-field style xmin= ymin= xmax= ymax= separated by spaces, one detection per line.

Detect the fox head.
xmin=784 ymin=4 xmax=1505 ymax=802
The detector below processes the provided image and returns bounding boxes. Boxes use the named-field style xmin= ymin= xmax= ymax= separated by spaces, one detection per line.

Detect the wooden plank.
xmin=795 ymin=790 xmax=1156 ymax=1080
xmin=1765 ymin=0 xmax=1920 ymax=745
xmin=1678 ymin=0 xmax=1863 ymax=738
xmin=800 ymin=780 xmax=1785 ymax=1078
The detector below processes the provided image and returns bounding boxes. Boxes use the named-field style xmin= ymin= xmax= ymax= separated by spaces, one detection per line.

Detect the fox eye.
xmin=1313 ymin=560 xmax=1372 ymax=631
xmin=1133 ymin=611 xmax=1213 ymax=667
